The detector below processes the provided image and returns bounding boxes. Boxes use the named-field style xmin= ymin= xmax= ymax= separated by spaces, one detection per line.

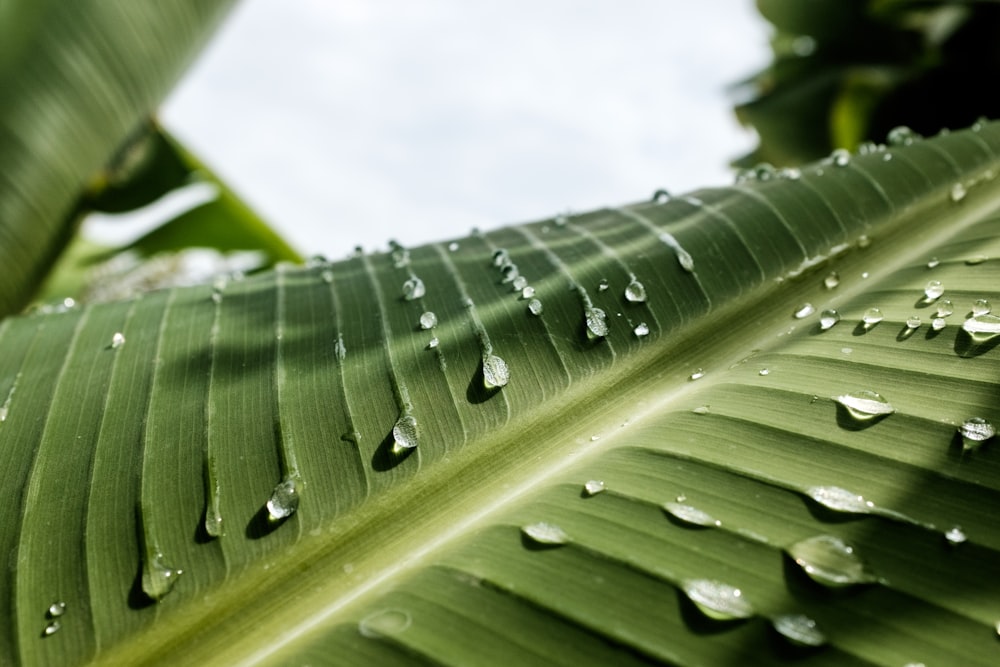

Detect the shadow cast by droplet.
xmin=801 ymin=496 xmax=869 ymax=525
xmin=662 ymin=511 xmax=717 ymax=530
xmin=675 ymin=588 xmax=750 ymax=635
xmin=851 ymin=321 xmax=875 ymax=336
xmin=127 ymin=562 xmax=156 ymax=610
xmin=781 ymin=555 xmax=867 ymax=603
xmin=371 ymin=428 xmax=415 ymax=472
xmin=913 ymin=296 xmax=935 ymax=309
xmin=895 ymin=325 xmax=918 ymax=342
xmin=834 ymin=403 xmax=888 ymax=431
xmin=246 ymin=504 xmax=288 ymax=540
xmin=193 ymin=511 xmax=215 ymax=544
xmin=466 ymin=362 xmax=501 ymax=405
xmin=924 ymin=326 xmax=944 ymax=340
xmin=954 ymin=328 xmax=1000 ymax=357
xmin=944 ymin=431 xmax=988 ymax=463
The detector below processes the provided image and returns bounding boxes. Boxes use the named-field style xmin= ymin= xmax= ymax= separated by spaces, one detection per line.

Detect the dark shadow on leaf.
xmin=372 ymin=428 xmax=415 ymax=472
xmin=834 ymin=403 xmax=888 ymax=431
xmin=851 ymin=321 xmax=874 ymax=336
xmin=954 ymin=328 xmax=1000 ymax=357
xmin=895 ymin=324 xmax=918 ymax=342
xmin=466 ymin=361 xmax=500 ymax=405
xmin=675 ymin=587 xmax=751 ymax=635
xmin=246 ymin=504 xmax=288 ymax=540
xmin=518 ymin=531 xmax=566 ymax=552
xmin=801 ymin=498 xmax=869 ymax=525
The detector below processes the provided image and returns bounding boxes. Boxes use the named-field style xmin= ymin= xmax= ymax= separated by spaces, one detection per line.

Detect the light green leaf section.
xmin=2 ymin=125 xmax=999 ymax=666
xmin=0 ymin=0 xmax=235 ymax=317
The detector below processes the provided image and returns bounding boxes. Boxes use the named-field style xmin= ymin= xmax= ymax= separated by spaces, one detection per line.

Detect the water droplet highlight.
xmin=681 ymin=579 xmax=754 ymax=620
xmin=962 ymin=314 xmax=1000 ymax=337
xmin=692 ymin=405 xmax=711 ymax=415
xmin=806 ymin=486 xmax=875 ymax=513
xmin=830 ymin=148 xmax=850 ymax=167
xmin=585 ymin=307 xmax=609 ymax=340
xmin=482 ymin=354 xmax=510 ymax=389
xmin=520 ymin=285 xmax=535 ymax=299
xmin=823 ymin=272 xmax=840 ymax=289
xmin=42 ymin=621 xmax=61 ymax=637
xmin=266 ymin=478 xmax=300 ymax=521
xmin=772 ymin=614 xmax=826 ymax=647
xmin=857 ymin=234 xmax=872 ymax=249
xmin=392 ymin=415 xmax=419 ymax=454
xmin=663 ymin=502 xmax=721 ymax=527
xmin=788 ymin=535 xmax=876 ymax=588
xmin=794 ymin=303 xmax=815 ymax=319
xmin=512 ymin=275 xmax=528 ymax=291
xmin=583 ymin=480 xmax=606 ymax=496
xmin=965 ymin=254 xmax=988 ymax=265
xmin=47 ymin=601 xmax=66 ymax=618
xmin=932 ymin=317 xmax=947 ymax=331
xmin=521 ymin=522 xmax=569 ymax=546
xmin=924 ymin=280 xmax=944 ymax=300
xmin=958 ymin=417 xmax=995 ymax=450
xmin=633 ymin=322 xmax=650 ymax=337
xmin=972 ymin=299 xmax=992 ymax=316
xmin=321 ymin=269 xmax=333 ymax=284
xmin=905 ymin=315 xmax=921 ymax=330
xmin=624 ymin=279 xmax=647 ymax=303
xmin=418 ymin=312 xmax=437 ymax=330
xmin=402 ymin=277 xmax=425 ymax=301
xmin=944 ymin=526 xmax=967 ymax=546
xmin=819 ymin=309 xmax=840 ymax=331
xmin=758 ymin=368 xmax=770 ymax=376
xmin=597 ymin=278 xmax=609 ymax=292
xmin=426 ymin=337 xmax=439 ymax=349
xmin=834 ymin=391 xmax=895 ymax=421
xmin=950 ymin=183 xmax=967 ymax=202
xmin=887 ymin=125 xmax=921 ymax=145
xmin=448 ymin=242 xmax=460 ymax=252
xmin=927 ymin=257 xmax=940 ymax=269
xmin=527 ymin=299 xmax=543 ymax=316
xmin=689 ymin=369 xmax=705 ymax=381
xmin=110 ymin=332 xmax=125 ymax=349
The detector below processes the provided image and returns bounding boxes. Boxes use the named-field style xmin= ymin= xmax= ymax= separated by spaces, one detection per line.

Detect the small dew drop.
xmin=923 ymin=280 xmax=944 ymax=300
xmin=958 ymin=417 xmax=995 ymax=450
xmin=788 ymin=534 xmax=876 ymax=588
xmin=965 ymin=254 xmax=988 ymax=265
xmin=834 ymin=390 xmax=895 ymax=421
xmin=905 ymin=315 xmax=921 ymax=330
xmin=402 ymin=277 xmax=425 ymax=301
xmin=359 ymin=609 xmax=412 ymax=638
xmin=266 ymin=478 xmax=300 ymax=521
xmin=692 ymin=405 xmax=711 ymax=415
xmin=110 ymin=332 xmax=125 ymax=349
xmin=950 ymin=182 xmax=967 ymax=203
xmin=857 ymin=234 xmax=872 ymax=249
xmin=663 ymin=502 xmax=721 ymax=527
xmin=830 ymin=148 xmax=851 ymax=167
xmin=972 ymin=298 xmax=992 ymax=316
xmin=772 ymin=614 xmax=826 ymax=648
xmin=392 ymin=414 xmax=419 ymax=454
xmin=448 ymin=242 xmax=459 ymax=252
xmin=689 ymin=368 xmax=705 ymax=381
xmin=624 ymin=279 xmax=647 ymax=303
xmin=583 ymin=480 xmax=606 ymax=496
xmin=521 ymin=285 xmax=535 ymax=299
xmin=932 ymin=317 xmax=946 ymax=331
xmin=823 ymin=271 xmax=840 ymax=289
xmin=512 ymin=275 xmax=528 ymax=291
xmin=418 ymin=312 xmax=437 ymax=330
xmin=861 ymin=308 xmax=883 ymax=326
xmin=482 ymin=355 xmax=510 ymax=389
xmin=944 ymin=526 xmax=967 ymax=546
xmin=936 ymin=299 xmax=954 ymax=317
xmin=426 ymin=337 xmax=439 ymax=350
xmin=585 ymin=307 xmax=609 ymax=340
xmin=43 ymin=621 xmax=61 ymax=637
xmin=47 ymin=601 xmax=66 ymax=618
xmin=492 ymin=249 xmax=509 ymax=267
xmin=321 ymin=269 xmax=334 ymax=284
xmin=521 ymin=522 xmax=569 ymax=546
xmin=527 ymin=299 xmax=543 ymax=316
xmin=927 ymin=257 xmax=940 ymax=269
xmin=633 ymin=323 xmax=650 ymax=338
xmin=758 ymin=368 xmax=770 ymax=376
xmin=597 ymin=278 xmax=609 ymax=292
xmin=794 ymin=303 xmax=815 ymax=319
xmin=680 ymin=579 xmax=754 ymax=621
xmin=819 ymin=309 xmax=840 ymax=331
xmin=887 ymin=125 xmax=921 ymax=145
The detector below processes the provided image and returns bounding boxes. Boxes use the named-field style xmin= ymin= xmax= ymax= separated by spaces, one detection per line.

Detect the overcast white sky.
xmin=159 ymin=0 xmax=771 ymax=258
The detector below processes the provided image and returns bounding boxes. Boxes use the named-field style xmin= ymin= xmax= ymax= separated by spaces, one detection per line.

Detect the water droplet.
xmin=585 ymin=307 xmax=609 ymax=340
xmin=950 ymin=182 xmax=967 ymax=202
xmin=521 ymin=286 xmax=535 ymax=299
xmin=834 ymin=391 xmax=894 ymax=421
xmin=758 ymin=368 xmax=770 ymax=376
xmin=512 ymin=276 xmax=528 ymax=291
xmin=419 ymin=312 xmax=437 ymax=330
xmin=830 ymin=148 xmax=851 ymax=166
xmin=633 ymin=323 xmax=650 ymax=337
xmin=501 ymin=264 xmax=519 ymax=283
xmin=823 ymin=272 xmax=840 ymax=289
xmin=887 ymin=125 xmax=921 ymax=146
xmin=806 ymin=486 xmax=875 ymax=513
xmin=321 ymin=269 xmax=334 ymax=284
xmin=110 ymin=332 xmax=125 ymax=349
xmin=482 ymin=354 xmax=510 ymax=389
xmin=772 ymin=614 xmax=826 ymax=647
xmin=266 ymin=478 xmax=300 ymax=521
xmin=819 ymin=309 xmax=840 ymax=331
xmin=778 ymin=167 xmax=802 ymax=180
xmin=965 ymin=254 xmax=988 ymax=265
xmin=426 ymin=337 xmax=439 ymax=349
xmin=924 ymin=280 xmax=944 ymax=300
xmin=624 ymin=279 xmax=647 ymax=303
xmin=47 ymin=601 xmax=66 ymax=618
xmin=359 ymin=609 xmax=412 ymax=638
xmin=334 ymin=334 xmax=347 ymax=361
xmin=527 ymin=299 xmax=543 ymax=315
xmin=926 ymin=257 xmax=940 ymax=269
xmin=597 ymin=278 xmax=609 ymax=292
xmin=944 ymin=526 xmax=967 ymax=546
xmin=958 ymin=417 xmax=995 ymax=450
xmin=932 ymin=317 xmax=947 ymax=331
xmin=492 ymin=249 xmax=509 ymax=268
xmin=936 ymin=300 xmax=954 ymax=317
xmin=692 ymin=405 xmax=711 ymax=415
xmin=882 ymin=152 xmax=893 ymax=161
xmin=448 ymin=242 xmax=459 ymax=252
xmin=42 ymin=621 xmax=61 ymax=637
xmin=972 ymin=299 xmax=992 ymax=316
xmin=906 ymin=315 xmax=921 ymax=330
xmin=391 ymin=248 xmax=410 ymax=268
xmin=142 ymin=552 xmax=183 ymax=601
xmin=651 ymin=188 xmax=671 ymax=202
xmin=392 ymin=415 xmax=419 ymax=454
xmin=681 ymin=579 xmax=754 ymax=620
xmin=962 ymin=314 xmax=1000 ymax=337
xmin=663 ymin=502 xmax=721 ymax=527
xmin=788 ymin=535 xmax=876 ymax=587
xmin=689 ymin=368 xmax=705 ymax=381
xmin=583 ymin=480 xmax=606 ymax=496
xmin=794 ymin=303 xmax=815 ymax=319
xmin=861 ymin=308 xmax=883 ymax=326
xmin=211 ymin=291 xmax=223 ymax=304
xmin=521 ymin=522 xmax=569 ymax=545
xmin=857 ymin=234 xmax=872 ymax=249
xmin=402 ymin=277 xmax=425 ymax=301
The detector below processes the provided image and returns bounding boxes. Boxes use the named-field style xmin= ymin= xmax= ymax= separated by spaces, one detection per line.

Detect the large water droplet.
xmin=624 ymin=279 xmax=647 ymax=303
xmin=142 ymin=552 xmax=183 ymax=601
xmin=402 ymin=277 xmax=425 ymax=301
xmin=482 ymin=354 xmax=510 ymax=389
xmin=772 ymin=614 xmax=826 ymax=647
xmin=972 ymin=299 xmax=992 ymax=316
xmin=42 ymin=621 xmax=61 ymax=637
xmin=663 ymin=502 xmax=721 ymax=527
xmin=585 ymin=307 xmax=609 ymax=340
xmin=834 ymin=391 xmax=895 ymax=421
xmin=806 ymin=486 xmax=875 ymax=513
xmin=527 ymin=299 xmax=543 ymax=316
xmin=950 ymin=183 xmax=967 ymax=203
xmin=788 ymin=535 xmax=876 ymax=588
xmin=392 ymin=415 xmax=419 ymax=454
xmin=936 ymin=299 xmax=954 ymax=317
xmin=47 ymin=601 xmax=66 ymax=618
xmin=419 ymin=312 xmax=437 ymax=330
xmin=819 ymin=309 xmax=840 ymax=331
xmin=521 ymin=522 xmax=569 ymax=546
xmin=359 ymin=609 xmax=412 ymax=638
xmin=861 ymin=308 xmax=883 ymax=326
xmin=924 ymin=280 xmax=944 ymax=300
xmin=266 ymin=478 xmax=300 ymax=521
xmin=962 ymin=314 xmax=1000 ymax=338
xmin=681 ymin=579 xmax=754 ymax=620
xmin=633 ymin=323 xmax=650 ymax=337
xmin=823 ymin=272 xmax=840 ymax=289
xmin=958 ymin=417 xmax=995 ymax=450
xmin=794 ymin=303 xmax=815 ymax=319
xmin=583 ymin=480 xmax=606 ymax=496
xmin=110 ymin=332 xmax=125 ymax=349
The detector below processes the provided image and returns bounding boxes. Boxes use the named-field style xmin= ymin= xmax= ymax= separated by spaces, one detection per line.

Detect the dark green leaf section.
xmin=0 ymin=0 xmax=236 ymax=317
xmin=0 ymin=125 xmax=999 ymax=666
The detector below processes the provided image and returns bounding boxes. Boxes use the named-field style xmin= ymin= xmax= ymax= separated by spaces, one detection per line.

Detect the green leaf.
xmin=3 ymin=124 xmax=1000 ymax=666
xmin=0 ymin=0 xmax=236 ymax=317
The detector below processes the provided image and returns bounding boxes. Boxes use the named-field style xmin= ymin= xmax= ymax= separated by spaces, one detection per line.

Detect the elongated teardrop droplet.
xmin=585 ymin=307 xmax=609 ymax=340
xmin=794 ymin=303 xmax=815 ymax=319
xmin=266 ymin=478 xmax=300 ymax=521
xmin=583 ymin=480 xmax=606 ymax=496
xmin=359 ymin=609 xmax=412 ymax=638
xmin=950 ymin=182 xmax=967 ymax=202
xmin=806 ymin=486 xmax=876 ymax=514
xmin=43 ymin=621 xmax=61 ymax=637
xmin=392 ymin=414 xmax=419 ymax=454
xmin=482 ymin=354 xmax=510 ymax=389
xmin=681 ymin=579 xmax=754 ymax=620
xmin=772 ymin=614 xmax=826 ymax=647
xmin=663 ymin=502 xmax=721 ymax=527
xmin=788 ymin=535 xmax=876 ymax=588
xmin=402 ymin=277 xmax=425 ymax=301
xmin=142 ymin=552 xmax=183 ymax=601
xmin=834 ymin=390 xmax=895 ymax=421
xmin=521 ymin=522 xmax=569 ymax=546
xmin=624 ymin=279 xmax=647 ymax=303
